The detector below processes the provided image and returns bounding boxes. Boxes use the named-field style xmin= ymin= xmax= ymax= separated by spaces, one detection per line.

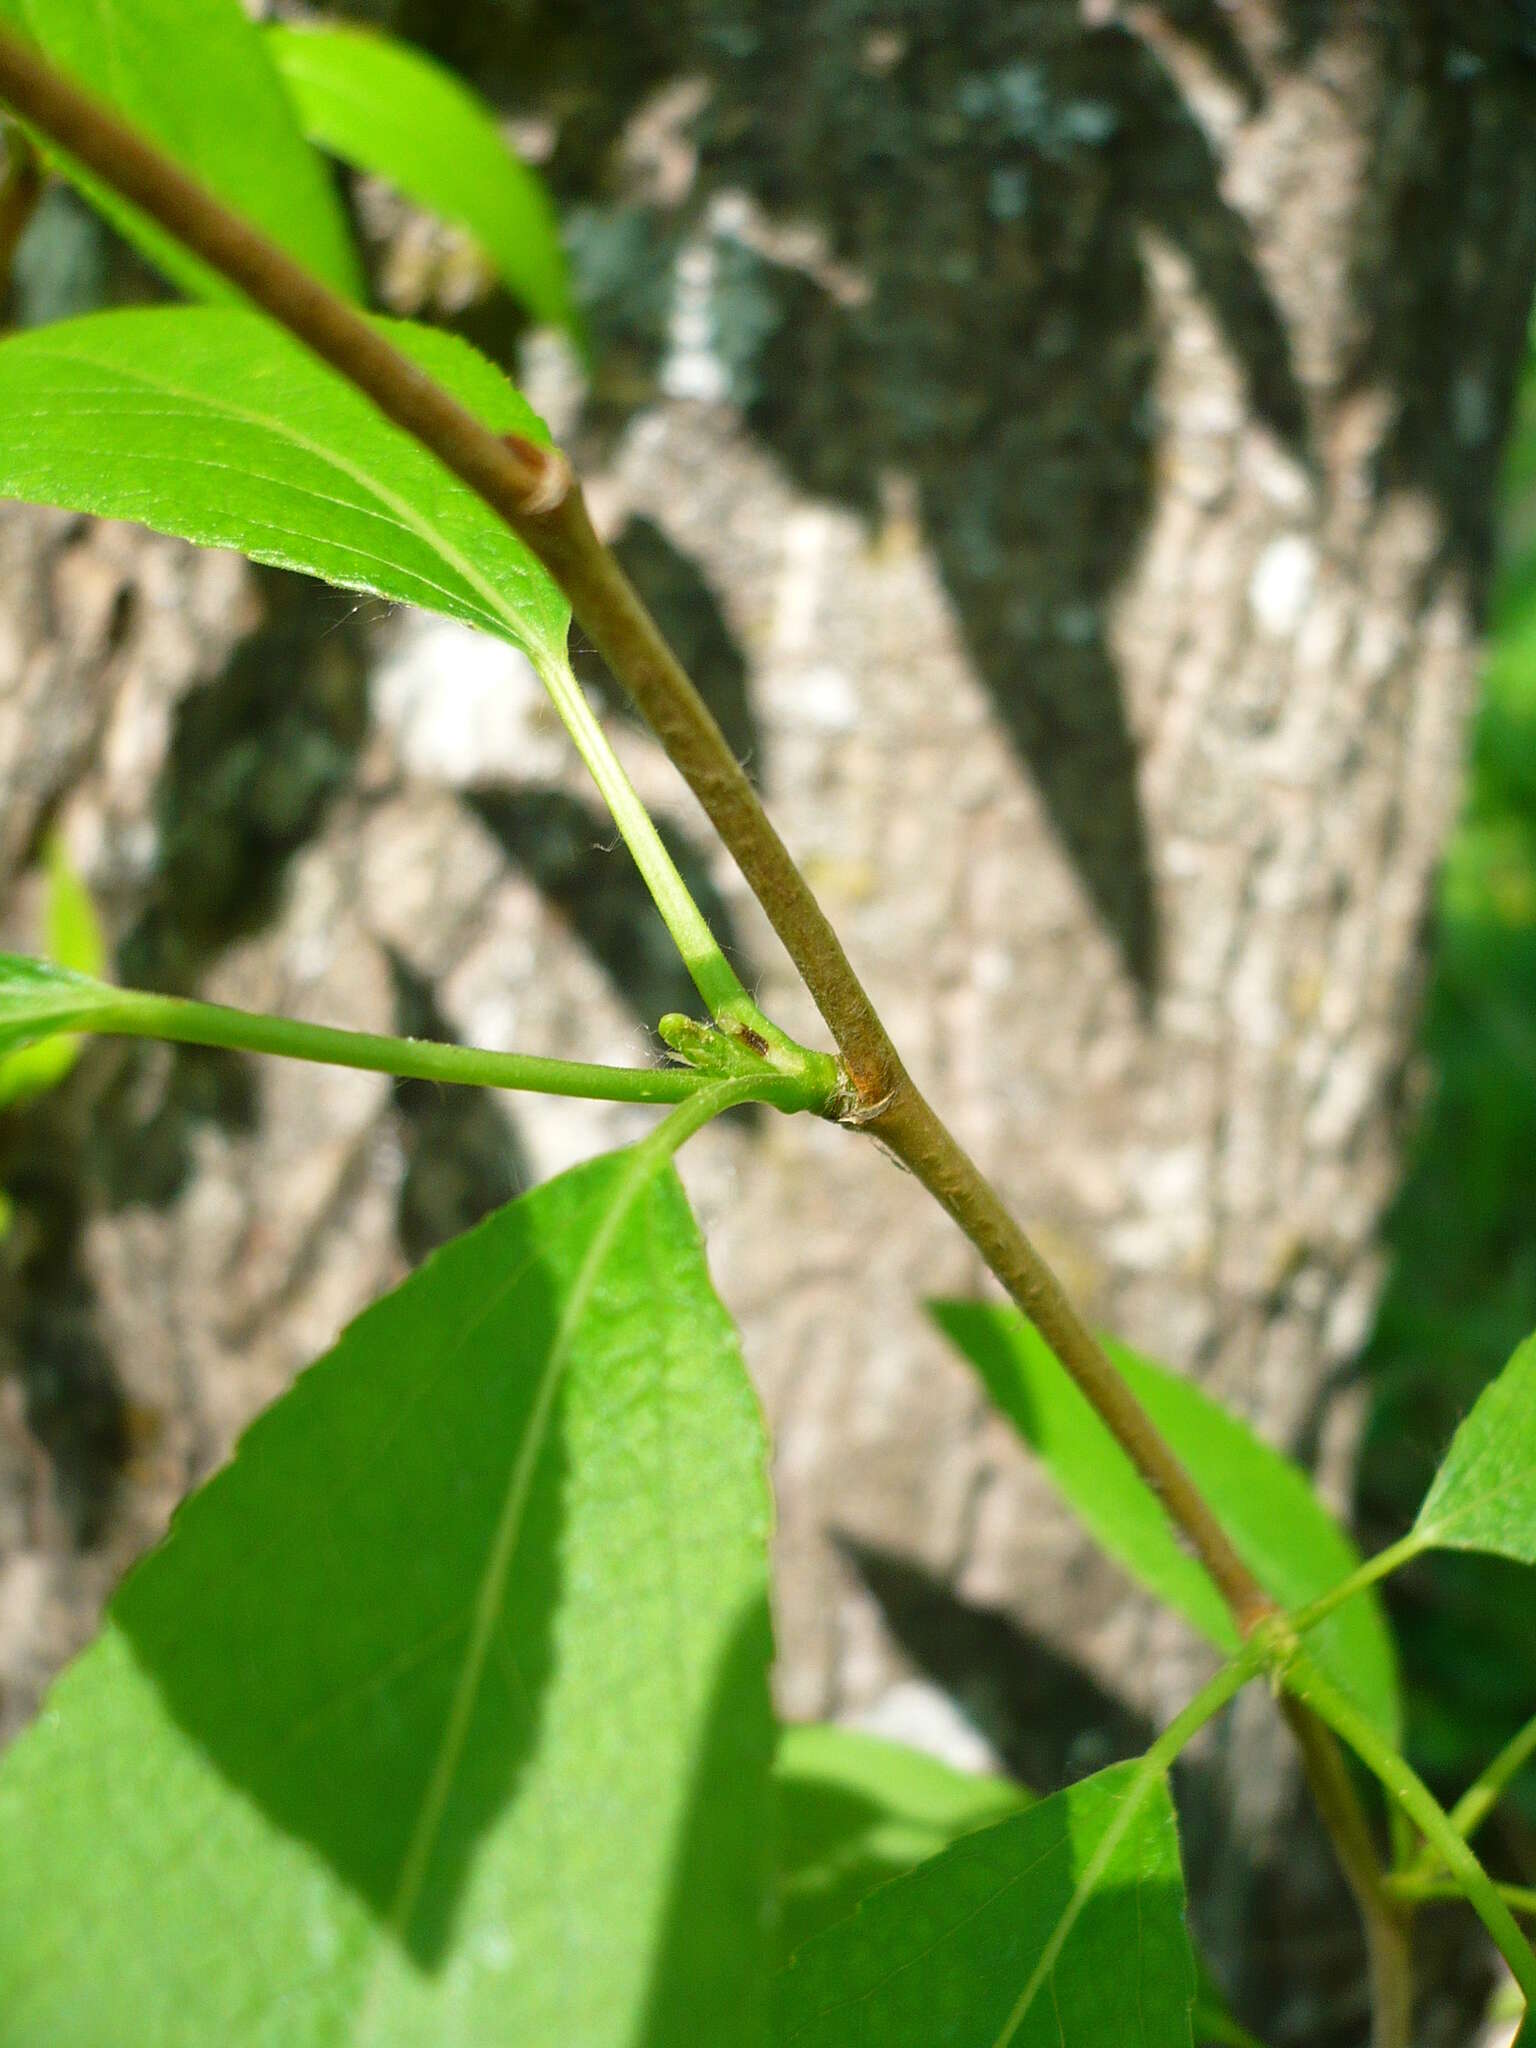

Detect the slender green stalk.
xmin=0 ymin=32 xmax=1411 ymax=2027
xmin=636 ymin=1069 xmax=783 ymax=1164
xmin=1448 ymin=1711 xmax=1536 ymax=1851
xmin=535 ymin=649 xmax=832 ymax=1081
xmin=75 ymin=986 xmax=828 ymax=1113
xmin=522 ymin=488 xmax=901 ymax=1093
xmin=1277 ymin=1691 xmax=1412 ymax=2048
xmin=1396 ymin=1705 xmax=1536 ymax=1890
xmin=0 ymin=4 xmax=1273 ymax=1648
xmin=1291 ymin=1551 xmax=1536 ymax=1924
xmin=1388 ymin=1801 xmax=1417 ymax=1879
xmin=1284 ymin=1648 xmax=1536 ymax=2007
xmin=1285 ymin=1532 xmax=1426 ymax=1642
xmin=1386 ymin=1874 xmax=1536 ymax=1918
xmin=1132 ymin=1638 xmax=1264 ymax=1766
xmin=534 ymin=647 xmax=767 ymax=1038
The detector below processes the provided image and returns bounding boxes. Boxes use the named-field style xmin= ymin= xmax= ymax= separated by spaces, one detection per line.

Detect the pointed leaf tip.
xmin=1413 ymin=1332 xmax=1536 ymax=1565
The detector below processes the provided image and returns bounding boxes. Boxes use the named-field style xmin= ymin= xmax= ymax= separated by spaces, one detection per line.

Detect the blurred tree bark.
xmin=4 ymin=3 xmax=1536 ymax=2038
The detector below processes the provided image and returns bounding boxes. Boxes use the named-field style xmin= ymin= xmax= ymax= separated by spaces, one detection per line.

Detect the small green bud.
xmin=657 ymin=1014 xmax=748 ymax=1075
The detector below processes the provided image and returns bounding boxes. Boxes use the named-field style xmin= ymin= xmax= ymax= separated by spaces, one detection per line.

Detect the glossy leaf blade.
xmin=0 ymin=0 xmax=361 ymax=302
xmin=0 ymin=1147 xmax=775 ymax=2046
xmin=774 ymin=1760 xmax=1195 ymax=2046
xmin=268 ymin=23 xmax=580 ymax=343
xmin=773 ymin=1725 xmax=1029 ymax=1962
xmin=0 ymin=306 xmax=570 ymax=671
xmin=1413 ymin=1332 xmax=1536 ymax=1563
xmin=933 ymin=1302 xmax=1401 ymax=1742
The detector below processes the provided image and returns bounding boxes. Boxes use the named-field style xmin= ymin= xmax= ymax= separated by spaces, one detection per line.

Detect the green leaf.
xmin=0 ymin=841 xmax=107 ymax=1108
xmin=933 ymin=1303 xmax=1401 ymax=1743
xmin=774 ymin=1760 xmax=1195 ymax=2046
xmin=0 ymin=948 xmax=122 ymax=1061
xmin=773 ymin=1725 xmax=1029 ymax=1962
xmin=0 ymin=1145 xmax=775 ymax=2046
xmin=267 ymin=23 xmax=580 ymax=346
xmin=0 ymin=996 xmax=80 ymax=1106
xmin=0 ymin=0 xmax=361 ymax=302
xmin=0 ymin=305 xmax=570 ymax=673
xmin=1413 ymin=1331 xmax=1536 ymax=1564
xmin=773 ymin=1728 xmax=1263 ymax=2048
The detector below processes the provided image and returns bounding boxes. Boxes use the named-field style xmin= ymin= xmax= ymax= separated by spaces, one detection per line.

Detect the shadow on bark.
xmin=1 ymin=573 xmax=372 ymax=1547
xmin=835 ymin=1534 xmax=1155 ymax=1795
xmin=0 ymin=1094 xmax=126 ymax=1546
xmin=1333 ymin=0 xmax=1536 ymax=587
xmin=332 ymin=0 xmax=1323 ymax=999
xmin=695 ymin=2 xmax=1310 ymax=998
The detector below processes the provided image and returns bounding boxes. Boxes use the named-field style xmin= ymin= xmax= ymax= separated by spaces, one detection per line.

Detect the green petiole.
xmin=1282 ymin=1648 xmax=1536 ymax=2010
xmin=534 ymin=650 xmax=819 ymax=1079
xmin=1385 ymin=1873 xmax=1536 ymax=1918
xmin=995 ymin=1640 xmax=1267 ymax=2046
xmin=1393 ymin=1707 xmax=1536 ymax=1890
xmin=534 ymin=647 xmax=753 ymax=1028
xmin=1446 ymin=1710 xmax=1536 ymax=1853
xmin=8 ymin=976 xmax=835 ymax=1115
xmin=1282 ymin=1530 xmax=1426 ymax=1644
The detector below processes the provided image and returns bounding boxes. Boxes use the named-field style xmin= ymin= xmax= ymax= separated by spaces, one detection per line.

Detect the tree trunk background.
xmin=3 ymin=3 xmax=1536 ymax=2039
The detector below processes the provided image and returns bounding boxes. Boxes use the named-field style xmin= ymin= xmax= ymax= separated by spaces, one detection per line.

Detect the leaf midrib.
xmin=991 ymin=1775 xmax=1167 ymax=2048
xmin=354 ymin=1143 xmax=671 ymax=2035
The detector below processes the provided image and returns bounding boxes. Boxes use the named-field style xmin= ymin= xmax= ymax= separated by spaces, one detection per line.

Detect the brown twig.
xmin=0 ymin=24 xmax=1265 ymax=1613
xmin=0 ymin=25 xmax=1270 ymax=1603
xmin=0 ymin=123 xmax=41 ymax=306
xmin=0 ymin=27 xmax=1414 ymax=2033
